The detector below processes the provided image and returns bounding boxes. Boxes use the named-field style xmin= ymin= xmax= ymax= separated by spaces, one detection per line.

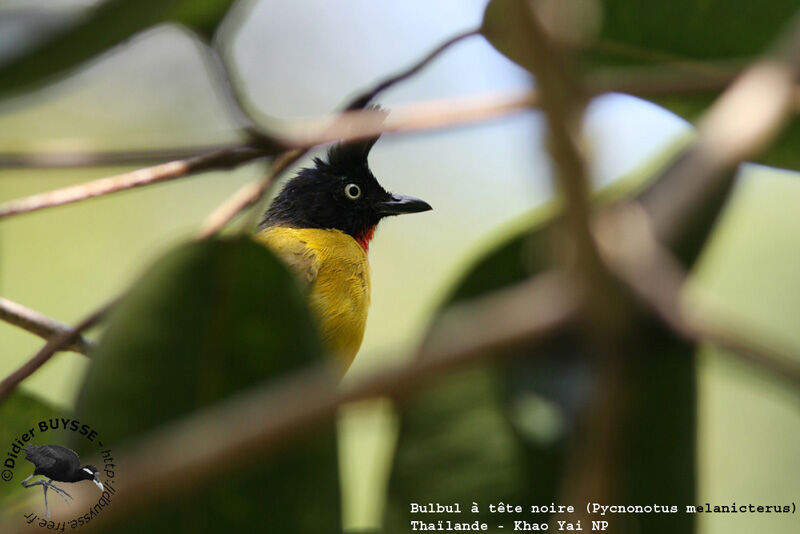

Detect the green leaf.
xmin=0 ymin=0 xmax=236 ymax=99
xmin=592 ymin=0 xmax=797 ymax=64
xmin=384 ymin=366 xmax=532 ymax=533
xmin=74 ymin=237 xmax=340 ymax=532
xmin=0 ymin=391 xmax=62 ymax=502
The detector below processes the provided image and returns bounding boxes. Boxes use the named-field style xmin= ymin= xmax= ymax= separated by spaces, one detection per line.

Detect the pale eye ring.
xmin=344 ymin=183 xmax=362 ymax=200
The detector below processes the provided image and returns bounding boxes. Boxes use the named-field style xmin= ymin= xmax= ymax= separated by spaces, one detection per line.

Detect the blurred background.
xmin=1 ymin=1 xmax=798 ymax=532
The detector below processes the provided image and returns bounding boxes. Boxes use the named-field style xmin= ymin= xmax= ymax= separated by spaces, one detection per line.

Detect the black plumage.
xmin=258 ymin=110 xmax=431 ymax=244
xmin=22 ymin=444 xmax=104 ymax=517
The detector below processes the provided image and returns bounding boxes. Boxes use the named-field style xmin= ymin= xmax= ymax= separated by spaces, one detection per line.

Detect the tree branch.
xmin=511 ymin=5 xmax=627 ymax=526
xmin=0 ymin=297 xmax=94 ymax=354
xmin=0 ymin=146 xmax=265 ymax=218
xmin=0 ymin=300 xmax=115 ymax=400
xmin=196 ymin=149 xmax=304 ymax=238
xmin=594 ymin=202 xmax=800 ymax=387
xmin=0 ymin=144 xmax=243 ymax=169
xmin=343 ymin=28 xmax=480 ymax=110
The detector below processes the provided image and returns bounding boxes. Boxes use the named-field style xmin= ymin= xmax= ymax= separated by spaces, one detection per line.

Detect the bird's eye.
xmin=344 ymin=183 xmax=362 ymax=200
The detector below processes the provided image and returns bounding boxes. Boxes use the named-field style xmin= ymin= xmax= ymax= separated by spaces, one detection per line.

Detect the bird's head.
xmin=260 ymin=122 xmax=431 ymax=251
xmin=80 ymin=465 xmax=104 ymax=492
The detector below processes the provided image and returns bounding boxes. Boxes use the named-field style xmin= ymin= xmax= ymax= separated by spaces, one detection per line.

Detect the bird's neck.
xmin=355 ymin=226 xmax=376 ymax=252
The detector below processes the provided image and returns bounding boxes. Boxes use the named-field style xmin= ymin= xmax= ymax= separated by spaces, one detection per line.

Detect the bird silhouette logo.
xmin=21 ymin=444 xmax=104 ymax=518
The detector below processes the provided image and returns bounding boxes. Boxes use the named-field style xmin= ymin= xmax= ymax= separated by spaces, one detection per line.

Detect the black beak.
xmin=376 ymin=194 xmax=432 ymax=215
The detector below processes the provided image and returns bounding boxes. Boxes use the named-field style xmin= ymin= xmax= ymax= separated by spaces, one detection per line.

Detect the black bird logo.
xmin=21 ymin=444 xmax=104 ymax=518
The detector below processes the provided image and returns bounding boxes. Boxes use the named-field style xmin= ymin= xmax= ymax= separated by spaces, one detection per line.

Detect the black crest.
xmin=322 ymin=136 xmax=379 ymax=174
xmin=317 ymin=105 xmax=387 ymax=171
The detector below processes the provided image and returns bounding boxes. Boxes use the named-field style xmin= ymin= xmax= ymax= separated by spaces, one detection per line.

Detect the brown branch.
xmin=204 ymin=41 xmax=289 ymax=153
xmin=196 ymin=149 xmax=304 ymax=238
xmin=595 ymin=202 xmax=800 ymax=387
xmin=0 ymin=146 xmax=265 ymax=218
xmin=0 ymin=144 xmax=244 ymax=169
xmin=688 ymin=305 xmax=800 ymax=386
xmin=0 ymin=300 xmax=115 ymax=400
xmin=514 ymin=4 xmax=608 ymax=289
xmin=343 ymin=28 xmax=480 ymax=110
xmin=0 ymin=297 xmax=94 ymax=354
xmin=1 ymin=272 xmax=579 ymax=531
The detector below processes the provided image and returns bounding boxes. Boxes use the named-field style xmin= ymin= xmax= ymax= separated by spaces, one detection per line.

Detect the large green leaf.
xmin=481 ymin=0 xmax=800 ymax=169
xmin=72 ymin=237 xmax=340 ymax=532
xmin=591 ymin=0 xmax=797 ymax=64
xmin=386 ymin=142 xmax=696 ymax=532
xmin=0 ymin=0 xmax=236 ymax=99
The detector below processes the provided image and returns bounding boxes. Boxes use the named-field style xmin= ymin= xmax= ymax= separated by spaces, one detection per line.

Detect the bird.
xmin=21 ymin=444 xmax=104 ymax=518
xmin=255 ymin=128 xmax=431 ymax=373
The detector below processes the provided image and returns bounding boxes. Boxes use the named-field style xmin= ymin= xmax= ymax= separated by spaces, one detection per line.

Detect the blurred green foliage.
xmin=0 ymin=0 xmax=235 ymax=99
xmin=73 ymin=237 xmax=340 ymax=532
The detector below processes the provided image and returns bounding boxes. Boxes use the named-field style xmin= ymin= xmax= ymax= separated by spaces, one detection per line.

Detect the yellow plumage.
xmin=254 ymin=226 xmax=370 ymax=372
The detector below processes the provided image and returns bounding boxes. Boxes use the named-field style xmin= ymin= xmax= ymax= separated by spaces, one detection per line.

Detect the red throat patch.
xmin=356 ymin=226 xmax=376 ymax=252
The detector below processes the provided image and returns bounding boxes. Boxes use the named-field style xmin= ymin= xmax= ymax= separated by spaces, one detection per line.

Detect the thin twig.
xmin=344 ymin=28 xmax=480 ymax=110
xmin=0 ymin=144 xmax=243 ymax=169
xmin=204 ymin=40 xmax=289 ymax=152
xmin=1 ymin=272 xmax=579 ymax=531
xmin=689 ymin=307 xmax=800 ymax=386
xmin=0 ymin=297 xmax=94 ymax=354
xmin=0 ymin=300 xmax=115 ymax=400
xmin=196 ymin=149 xmax=303 ymax=238
xmin=0 ymin=147 xmax=265 ymax=218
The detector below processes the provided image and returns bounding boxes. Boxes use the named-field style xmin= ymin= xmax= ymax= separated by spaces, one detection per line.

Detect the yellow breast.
xmin=254 ymin=226 xmax=371 ymax=372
